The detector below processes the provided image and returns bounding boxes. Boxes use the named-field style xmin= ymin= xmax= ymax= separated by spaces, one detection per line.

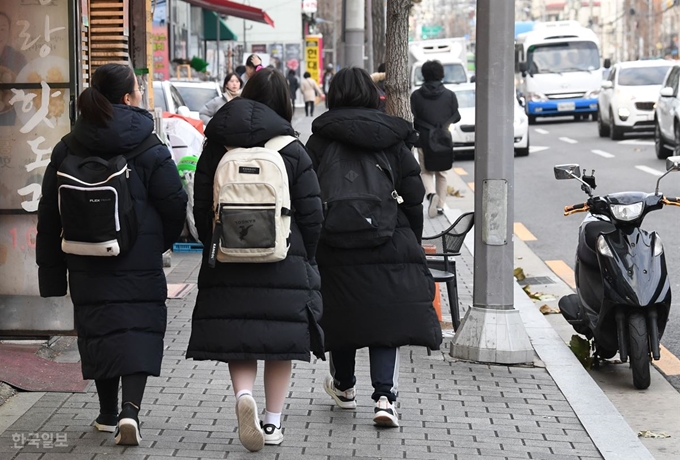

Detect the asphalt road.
xmin=454 ymin=115 xmax=680 ymax=392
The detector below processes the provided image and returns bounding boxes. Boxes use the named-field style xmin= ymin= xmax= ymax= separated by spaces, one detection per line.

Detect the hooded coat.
xmin=306 ymin=107 xmax=442 ymax=352
xmin=186 ymin=98 xmax=325 ymax=362
xmin=36 ymin=105 xmax=188 ymax=380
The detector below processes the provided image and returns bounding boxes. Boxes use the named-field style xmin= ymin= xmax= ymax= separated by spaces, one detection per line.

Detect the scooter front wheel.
xmin=628 ymin=312 xmax=651 ymax=390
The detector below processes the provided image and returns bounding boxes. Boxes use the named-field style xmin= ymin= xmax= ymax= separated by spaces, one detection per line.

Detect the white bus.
xmin=515 ymin=21 xmax=603 ymax=124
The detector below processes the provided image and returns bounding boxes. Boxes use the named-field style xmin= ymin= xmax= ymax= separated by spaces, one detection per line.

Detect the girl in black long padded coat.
xmin=36 ymin=63 xmax=187 ymax=446
xmin=186 ymin=69 xmax=324 ymax=452
xmin=306 ymin=68 xmax=442 ymax=428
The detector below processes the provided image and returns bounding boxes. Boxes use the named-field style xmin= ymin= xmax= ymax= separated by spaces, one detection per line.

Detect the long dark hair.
xmin=223 ymin=72 xmax=243 ymax=91
xmin=77 ymin=63 xmax=136 ymax=126
xmin=240 ymin=68 xmax=293 ymax=122
xmin=327 ymin=67 xmax=380 ymax=110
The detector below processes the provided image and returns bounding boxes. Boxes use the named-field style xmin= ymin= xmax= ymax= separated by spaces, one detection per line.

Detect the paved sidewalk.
xmin=0 ymin=112 xmax=607 ymax=459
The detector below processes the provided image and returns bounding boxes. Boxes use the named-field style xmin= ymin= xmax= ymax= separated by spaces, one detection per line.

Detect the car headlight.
xmin=528 ymin=92 xmax=547 ymax=102
xmin=449 ymin=124 xmax=456 ymax=133
xmin=597 ymin=235 xmax=614 ymax=258
xmin=610 ymin=202 xmax=643 ymax=221
xmin=653 ymin=233 xmax=664 ymax=257
xmin=618 ymin=107 xmax=631 ymax=118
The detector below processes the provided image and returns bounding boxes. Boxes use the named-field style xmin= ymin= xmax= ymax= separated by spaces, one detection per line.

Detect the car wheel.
xmin=609 ymin=110 xmax=624 ymax=140
xmin=514 ymin=139 xmax=530 ymax=157
xmin=597 ymin=109 xmax=610 ymax=137
xmin=655 ymin=121 xmax=672 ymax=159
xmin=591 ymin=112 xmax=597 ymax=121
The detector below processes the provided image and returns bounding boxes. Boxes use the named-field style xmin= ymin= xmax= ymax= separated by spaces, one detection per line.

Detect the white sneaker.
xmin=235 ymin=394 xmax=264 ymax=452
xmin=323 ymin=375 xmax=357 ymax=409
xmin=427 ymin=194 xmax=439 ymax=218
xmin=373 ymin=396 xmax=399 ymax=427
xmin=262 ymin=422 xmax=284 ymax=445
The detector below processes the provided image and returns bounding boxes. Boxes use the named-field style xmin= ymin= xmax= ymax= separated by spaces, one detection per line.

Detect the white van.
xmin=409 ymin=38 xmax=470 ymax=92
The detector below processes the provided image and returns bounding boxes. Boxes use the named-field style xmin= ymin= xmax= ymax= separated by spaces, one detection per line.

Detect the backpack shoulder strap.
xmin=124 ymin=133 xmax=163 ymax=160
xmin=264 ymin=135 xmax=297 ymax=152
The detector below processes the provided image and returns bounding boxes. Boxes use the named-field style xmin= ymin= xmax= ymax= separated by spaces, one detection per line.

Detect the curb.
xmin=444 ymin=171 xmax=654 ymax=460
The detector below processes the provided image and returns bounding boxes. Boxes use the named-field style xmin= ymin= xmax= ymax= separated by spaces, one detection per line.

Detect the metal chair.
xmin=422 ymin=211 xmax=474 ymax=331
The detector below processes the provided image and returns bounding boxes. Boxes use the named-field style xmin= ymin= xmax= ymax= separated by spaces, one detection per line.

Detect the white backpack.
xmin=208 ymin=135 xmax=296 ymax=266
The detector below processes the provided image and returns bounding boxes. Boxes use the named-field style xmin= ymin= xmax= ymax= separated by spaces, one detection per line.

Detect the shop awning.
xmin=203 ymin=9 xmax=238 ymax=41
xmin=185 ymin=0 xmax=274 ymax=27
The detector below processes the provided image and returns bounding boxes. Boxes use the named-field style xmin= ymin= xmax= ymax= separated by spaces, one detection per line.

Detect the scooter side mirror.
xmin=554 ymin=164 xmax=581 ymax=180
xmin=666 ymin=156 xmax=680 ymax=171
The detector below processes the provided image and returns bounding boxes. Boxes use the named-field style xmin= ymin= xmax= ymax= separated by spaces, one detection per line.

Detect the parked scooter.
xmin=555 ymin=157 xmax=680 ymax=389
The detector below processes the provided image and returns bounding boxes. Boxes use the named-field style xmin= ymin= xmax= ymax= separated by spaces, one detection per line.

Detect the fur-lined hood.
xmin=371 ymin=72 xmax=386 ymax=83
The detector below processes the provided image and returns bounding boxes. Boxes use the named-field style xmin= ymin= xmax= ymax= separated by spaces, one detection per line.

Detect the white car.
xmin=170 ymin=80 xmax=222 ymax=120
xmin=597 ymin=60 xmax=674 ymax=140
xmin=448 ymin=83 xmax=530 ymax=156
xmin=654 ymin=64 xmax=680 ymax=159
xmin=153 ymin=80 xmax=190 ymax=116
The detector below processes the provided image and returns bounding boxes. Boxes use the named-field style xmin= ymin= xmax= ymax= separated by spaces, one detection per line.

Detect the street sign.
xmin=305 ymin=35 xmax=323 ymax=84
xmin=421 ymin=25 xmax=443 ymax=35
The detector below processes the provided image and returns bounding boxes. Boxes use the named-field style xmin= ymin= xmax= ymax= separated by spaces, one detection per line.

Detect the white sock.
xmin=264 ymin=410 xmax=281 ymax=427
xmin=235 ymin=389 xmax=252 ymax=400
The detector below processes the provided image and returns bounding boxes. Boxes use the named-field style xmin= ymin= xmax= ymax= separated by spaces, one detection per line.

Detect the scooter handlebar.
xmin=564 ymin=202 xmax=589 ymax=216
xmin=662 ymin=196 xmax=680 ymax=206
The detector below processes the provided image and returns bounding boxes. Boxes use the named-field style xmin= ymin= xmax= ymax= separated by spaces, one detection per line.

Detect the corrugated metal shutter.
xmin=88 ymin=0 xmax=130 ymax=75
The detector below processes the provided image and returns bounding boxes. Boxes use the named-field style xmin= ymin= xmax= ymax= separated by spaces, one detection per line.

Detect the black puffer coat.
xmin=306 ymin=107 xmax=442 ymax=351
xmin=186 ymin=98 xmax=324 ymax=362
xmin=36 ymin=105 xmax=188 ymax=380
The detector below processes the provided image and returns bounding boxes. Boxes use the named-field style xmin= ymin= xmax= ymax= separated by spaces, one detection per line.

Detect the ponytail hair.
xmin=77 ymin=63 xmax=136 ymax=126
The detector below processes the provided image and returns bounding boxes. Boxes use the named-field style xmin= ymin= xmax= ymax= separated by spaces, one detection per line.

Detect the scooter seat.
xmin=578 ymin=220 xmax=616 ymax=268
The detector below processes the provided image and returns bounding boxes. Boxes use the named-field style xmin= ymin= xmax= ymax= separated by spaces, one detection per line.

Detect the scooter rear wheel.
xmin=628 ymin=312 xmax=651 ymax=390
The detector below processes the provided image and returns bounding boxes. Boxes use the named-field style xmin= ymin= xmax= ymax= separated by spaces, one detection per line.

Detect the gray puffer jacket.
xmin=199 ymin=93 xmax=237 ymax=125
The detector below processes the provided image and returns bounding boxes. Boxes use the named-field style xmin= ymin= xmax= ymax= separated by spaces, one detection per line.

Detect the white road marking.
xmin=592 ymin=149 xmax=615 ymax=158
xmin=635 ymin=165 xmax=665 ymax=176
xmin=619 ymin=139 xmax=655 ymax=146
xmin=559 ymin=137 xmax=578 ymax=144
xmin=535 ymin=128 xmax=549 ymax=134
xmin=530 ymin=146 xmax=550 ymax=153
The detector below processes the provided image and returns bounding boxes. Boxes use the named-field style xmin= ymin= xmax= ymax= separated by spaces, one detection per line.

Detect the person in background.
xmin=371 ymin=62 xmax=387 ymax=112
xmin=36 ymin=63 xmax=187 ymax=446
xmin=410 ymin=60 xmax=460 ymax=218
xmin=235 ymin=65 xmax=246 ymax=80
xmin=287 ymin=69 xmax=300 ymax=109
xmin=243 ymin=54 xmax=263 ymax=84
xmin=186 ymin=68 xmax=324 ymax=452
xmin=199 ymin=72 xmax=243 ymax=125
xmin=300 ymin=71 xmax=323 ymax=117
xmin=322 ymin=64 xmax=334 ymax=108
xmin=306 ymin=67 xmax=442 ymax=428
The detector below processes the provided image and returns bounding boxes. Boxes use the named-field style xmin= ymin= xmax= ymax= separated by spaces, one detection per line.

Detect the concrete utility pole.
xmin=451 ymin=0 xmax=533 ymax=364
xmin=344 ymin=0 xmax=365 ymax=68
xmin=366 ymin=0 xmax=374 ymax=73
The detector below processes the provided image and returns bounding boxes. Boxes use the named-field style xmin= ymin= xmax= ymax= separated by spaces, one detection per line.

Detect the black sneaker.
xmin=94 ymin=413 xmax=118 ymax=433
xmin=115 ymin=403 xmax=141 ymax=446
xmin=261 ymin=421 xmax=284 ymax=445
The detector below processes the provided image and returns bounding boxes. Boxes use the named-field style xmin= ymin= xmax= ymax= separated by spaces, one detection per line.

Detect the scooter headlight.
xmin=610 ymin=202 xmax=643 ymax=221
xmin=654 ymin=233 xmax=664 ymax=257
xmin=597 ymin=235 xmax=614 ymax=258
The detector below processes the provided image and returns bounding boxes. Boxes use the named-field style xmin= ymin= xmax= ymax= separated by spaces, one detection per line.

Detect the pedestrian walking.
xmin=286 ymin=68 xmax=300 ymax=108
xmin=242 ymin=54 xmax=263 ymax=84
xmin=306 ymin=67 xmax=442 ymax=428
xmin=410 ymin=60 xmax=461 ymax=218
xmin=36 ymin=63 xmax=188 ymax=446
xmin=186 ymin=68 xmax=324 ymax=452
xmin=300 ymin=71 xmax=323 ymax=117
xmin=371 ymin=62 xmax=387 ymax=112
xmin=199 ymin=72 xmax=243 ymax=125
xmin=322 ymin=64 xmax=334 ymax=108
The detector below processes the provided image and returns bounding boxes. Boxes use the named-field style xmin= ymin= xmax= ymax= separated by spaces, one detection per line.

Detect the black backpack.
xmin=317 ymin=142 xmax=403 ymax=249
xmin=416 ymin=113 xmax=460 ymax=171
xmin=56 ymin=134 xmax=162 ymax=257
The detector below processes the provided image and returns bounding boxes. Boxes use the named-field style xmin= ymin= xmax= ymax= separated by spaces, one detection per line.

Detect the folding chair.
xmin=422 ymin=212 xmax=474 ymax=331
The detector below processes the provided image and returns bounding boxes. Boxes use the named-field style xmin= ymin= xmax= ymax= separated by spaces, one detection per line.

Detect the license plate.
xmin=465 ymin=134 xmax=475 ymax=143
xmin=557 ymin=102 xmax=576 ymax=112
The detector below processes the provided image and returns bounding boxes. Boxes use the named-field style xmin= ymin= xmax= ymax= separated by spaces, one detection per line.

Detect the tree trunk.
xmin=372 ymin=0 xmax=386 ymax=69
xmin=385 ymin=0 xmax=412 ymax=121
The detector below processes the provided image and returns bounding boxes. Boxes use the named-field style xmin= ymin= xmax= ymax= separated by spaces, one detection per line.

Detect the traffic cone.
xmin=422 ymin=244 xmax=442 ymax=321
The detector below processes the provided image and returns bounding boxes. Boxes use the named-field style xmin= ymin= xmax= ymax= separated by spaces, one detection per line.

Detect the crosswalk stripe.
xmin=535 ymin=128 xmax=549 ymax=134
xmin=514 ymin=222 xmax=537 ymax=241
xmin=546 ymin=260 xmax=576 ymax=289
xmin=530 ymin=146 xmax=550 ymax=153
xmin=592 ymin=149 xmax=615 ymax=158
xmin=635 ymin=165 xmax=664 ymax=176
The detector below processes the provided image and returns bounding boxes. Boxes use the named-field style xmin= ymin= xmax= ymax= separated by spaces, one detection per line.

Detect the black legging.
xmin=305 ymin=101 xmax=314 ymax=117
xmin=95 ymin=373 xmax=148 ymax=414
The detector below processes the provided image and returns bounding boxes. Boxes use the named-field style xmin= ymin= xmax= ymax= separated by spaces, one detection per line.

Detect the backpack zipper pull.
xmin=392 ymin=190 xmax=404 ymax=204
xmin=126 ymin=168 xmax=131 ymax=179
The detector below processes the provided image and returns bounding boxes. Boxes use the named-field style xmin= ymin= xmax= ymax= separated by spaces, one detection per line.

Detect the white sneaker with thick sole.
xmin=262 ymin=422 xmax=284 ymax=445
xmin=427 ymin=195 xmax=439 ymax=218
xmin=235 ymin=394 xmax=265 ymax=452
xmin=114 ymin=419 xmax=142 ymax=445
xmin=373 ymin=396 xmax=399 ymax=427
xmin=323 ymin=375 xmax=357 ymax=409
